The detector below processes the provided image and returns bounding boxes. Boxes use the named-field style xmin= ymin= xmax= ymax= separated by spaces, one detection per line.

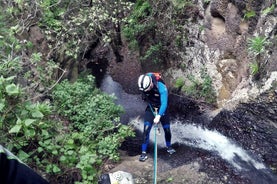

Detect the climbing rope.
xmin=153 ymin=124 xmax=158 ymax=184
xmin=153 ymin=107 xmax=159 ymax=184
xmin=147 ymin=104 xmax=160 ymax=184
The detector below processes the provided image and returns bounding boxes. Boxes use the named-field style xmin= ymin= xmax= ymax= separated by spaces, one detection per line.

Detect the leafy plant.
xmin=122 ymin=0 xmax=153 ymax=50
xmin=51 ymin=75 xmax=135 ymax=183
xmin=0 ymin=76 xmax=53 ymax=156
xmin=1 ymin=75 xmax=134 ymax=183
xmin=166 ymin=177 xmax=174 ymax=182
xmin=141 ymin=43 xmax=163 ymax=63
xmin=247 ymin=36 xmax=270 ymax=81
xmin=244 ymin=10 xmax=256 ymax=20
xmin=262 ymin=4 xmax=275 ymax=15
xmin=247 ymin=36 xmax=269 ymax=56
xmin=250 ymin=61 xmax=259 ymax=76
xmin=182 ymin=69 xmax=216 ymax=104
xmin=174 ymin=77 xmax=185 ymax=89
xmin=171 ymin=0 xmax=191 ymax=9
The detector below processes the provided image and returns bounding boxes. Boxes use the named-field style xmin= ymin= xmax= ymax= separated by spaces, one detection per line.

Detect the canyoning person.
xmin=137 ymin=72 xmax=176 ymax=162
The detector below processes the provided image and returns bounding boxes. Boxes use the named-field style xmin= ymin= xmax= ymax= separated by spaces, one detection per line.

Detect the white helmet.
xmin=138 ymin=74 xmax=152 ymax=91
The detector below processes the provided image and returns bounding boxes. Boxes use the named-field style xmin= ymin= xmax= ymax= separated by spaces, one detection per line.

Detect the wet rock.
xmin=168 ymin=93 xmax=200 ymax=117
xmin=209 ymin=91 xmax=277 ymax=174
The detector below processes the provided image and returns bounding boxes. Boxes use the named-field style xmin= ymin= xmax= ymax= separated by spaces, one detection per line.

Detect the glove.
xmin=153 ymin=115 xmax=161 ymax=124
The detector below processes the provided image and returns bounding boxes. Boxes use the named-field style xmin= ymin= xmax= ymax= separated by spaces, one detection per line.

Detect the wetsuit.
xmin=141 ymin=73 xmax=172 ymax=152
xmin=0 ymin=145 xmax=49 ymax=184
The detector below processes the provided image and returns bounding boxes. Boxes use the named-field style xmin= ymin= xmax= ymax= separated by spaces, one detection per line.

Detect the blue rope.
xmin=151 ymin=104 xmax=158 ymax=184
xmin=147 ymin=103 xmax=159 ymax=183
xmin=148 ymin=103 xmax=155 ymax=115
xmin=153 ymin=124 xmax=157 ymax=184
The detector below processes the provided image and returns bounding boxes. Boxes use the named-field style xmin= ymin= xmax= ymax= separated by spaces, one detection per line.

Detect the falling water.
xmin=129 ymin=117 xmax=277 ymax=183
xmin=129 ymin=118 xmax=265 ymax=171
xmin=172 ymin=122 xmax=266 ymax=170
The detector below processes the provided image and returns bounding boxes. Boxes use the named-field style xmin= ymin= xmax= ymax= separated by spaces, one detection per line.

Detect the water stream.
xmin=100 ymin=74 xmax=277 ymax=183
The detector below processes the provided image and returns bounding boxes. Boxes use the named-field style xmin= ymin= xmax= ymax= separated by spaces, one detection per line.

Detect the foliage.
xmin=0 ymin=2 xmax=59 ymax=90
xmin=181 ymin=69 xmax=216 ymax=104
xmin=174 ymin=77 xmax=185 ymax=89
xmin=262 ymin=4 xmax=275 ymax=15
xmin=247 ymin=36 xmax=270 ymax=80
xmin=247 ymin=36 xmax=269 ymax=56
xmin=122 ymin=0 xmax=196 ymax=66
xmin=171 ymin=0 xmax=192 ymax=9
xmin=0 ymin=75 xmax=53 ymax=158
xmin=1 ymin=0 xmax=134 ymax=65
xmin=244 ymin=10 xmax=256 ymax=20
xmin=0 ymin=75 xmax=134 ymax=184
xmin=166 ymin=176 xmax=174 ymax=182
xmin=122 ymin=0 xmax=153 ymax=50
xmin=38 ymin=0 xmax=134 ymax=60
xmin=141 ymin=43 xmax=163 ymax=63
xmin=51 ymin=76 xmax=135 ymax=183
xmin=250 ymin=61 xmax=259 ymax=76
xmin=0 ymin=1 xmax=136 ymax=183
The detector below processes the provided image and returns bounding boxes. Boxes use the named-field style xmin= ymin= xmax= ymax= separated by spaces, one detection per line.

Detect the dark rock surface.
xmin=209 ymin=91 xmax=277 ymax=175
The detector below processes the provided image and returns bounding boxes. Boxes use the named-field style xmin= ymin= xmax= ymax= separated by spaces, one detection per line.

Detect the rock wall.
xmin=172 ymin=0 xmax=277 ymax=109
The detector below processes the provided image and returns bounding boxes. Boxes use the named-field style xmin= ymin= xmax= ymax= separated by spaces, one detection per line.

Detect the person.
xmin=137 ymin=72 xmax=176 ymax=162
xmin=0 ymin=144 xmax=49 ymax=184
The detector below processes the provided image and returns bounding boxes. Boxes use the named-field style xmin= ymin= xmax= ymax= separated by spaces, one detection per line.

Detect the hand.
xmin=153 ymin=115 xmax=161 ymax=124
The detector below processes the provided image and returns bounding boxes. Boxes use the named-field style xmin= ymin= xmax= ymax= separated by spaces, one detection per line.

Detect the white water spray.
xmin=130 ymin=117 xmax=266 ymax=171
xmin=171 ymin=121 xmax=266 ymax=170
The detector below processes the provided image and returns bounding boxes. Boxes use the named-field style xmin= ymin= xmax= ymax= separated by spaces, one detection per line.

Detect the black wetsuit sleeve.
xmin=0 ymin=146 xmax=49 ymax=184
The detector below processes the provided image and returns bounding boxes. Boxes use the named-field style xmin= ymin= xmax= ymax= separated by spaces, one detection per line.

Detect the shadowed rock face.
xmin=208 ymin=91 xmax=277 ymax=174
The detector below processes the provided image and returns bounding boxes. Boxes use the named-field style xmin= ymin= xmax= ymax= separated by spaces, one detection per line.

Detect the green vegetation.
xmin=122 ymin=0 xmax=153 ymax=50
xmin=122 ymin=0 xmax=194 ymax=65
xmin=247 ymin=36 xmax=270 ymax=80
xmin=0 ymin=75 xmax=134 ymax=183
xmin=141 ymin=43 xmax=163 ymax=63
xmin=166 ymin=176 xmax=174 ymax=182
xmin=248 ymin=36 xmax=269 ymax=55
xmin=1 ymin=1 xmax=135 ymax=182
xmin=244 ymin=10 xmax=256 ymax=20
xmin=203 ymin=0 xmax=211 ymax=3
xmin=51 ymin=76 xmax=134 ymax=183
xmin=250 ymin=61 xmax=259 ymax=76
xmin=174 ymin=77 xmax=185 ymax=89
xmin=262 ymin=4 xmax=275 ymax=15
xmin=176 ymin=69 xmax=216 ymax=104
xmin=171 ymin=0 xmax=192 ymax=9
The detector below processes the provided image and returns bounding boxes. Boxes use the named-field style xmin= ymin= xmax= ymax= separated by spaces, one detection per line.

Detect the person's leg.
xmin=141 ymin=121 xmax=152 ymax=153
xmin=161 ymin=114 xmax=171 ymax=147
xmin=161 ymin=114 xmax=176 ymax=154
xmin=163 ymin=124 xmax=172 ymax=147
xmin=139 ymin=109 xmax=154 ymax=161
